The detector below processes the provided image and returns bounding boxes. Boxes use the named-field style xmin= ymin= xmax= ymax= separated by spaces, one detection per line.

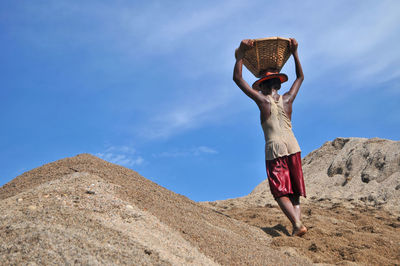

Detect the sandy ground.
xmin=217 ymin=199 xmax=400 ymax=265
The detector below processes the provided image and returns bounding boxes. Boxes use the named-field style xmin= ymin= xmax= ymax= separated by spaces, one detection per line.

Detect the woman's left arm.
xmin=283 ymin=38 xmax=304 ymax=103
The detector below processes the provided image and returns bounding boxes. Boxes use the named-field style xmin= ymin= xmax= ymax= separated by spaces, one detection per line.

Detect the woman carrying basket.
xmin=233 ymin=38 xmax=307 ymax=236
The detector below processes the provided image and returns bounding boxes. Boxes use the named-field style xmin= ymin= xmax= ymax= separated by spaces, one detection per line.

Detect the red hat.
xmin=252 ymin=72 xmax=288 ymax=90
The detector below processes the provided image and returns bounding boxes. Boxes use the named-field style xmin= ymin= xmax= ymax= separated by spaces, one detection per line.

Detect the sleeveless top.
xmin=261 ymin=95 xmax=301 ymax=160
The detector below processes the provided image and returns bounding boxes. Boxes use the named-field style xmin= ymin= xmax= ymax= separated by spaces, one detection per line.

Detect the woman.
xmin=233 ymin=38 xmax=307 ymax=236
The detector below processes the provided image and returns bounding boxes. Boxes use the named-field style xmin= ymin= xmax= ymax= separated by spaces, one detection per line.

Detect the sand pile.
xmin=201 ymin=137 xmax=400 ymax=215
xmin=0 ymin=154 xmax=310 ymax=265
xmin=303 ymin=137 xmax=400 ymax=211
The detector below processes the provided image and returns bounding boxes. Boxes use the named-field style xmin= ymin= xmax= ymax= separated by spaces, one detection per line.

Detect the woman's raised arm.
xmin=233 ymin=39 xmax=264 ymax=104
xmin=283 ymin=38 xmax=304 ymax=103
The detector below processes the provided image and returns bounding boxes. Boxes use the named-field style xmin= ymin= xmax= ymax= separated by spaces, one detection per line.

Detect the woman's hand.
xmin=240 ymin=39 xmax=254 ymax=49
xmin=235 ymin=39 xmax=254 ymax=60
xmin=289 ymin=38 xmax=298 ymax=54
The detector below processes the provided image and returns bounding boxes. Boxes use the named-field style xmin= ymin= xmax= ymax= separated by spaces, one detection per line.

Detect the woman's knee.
xmin=289 ymin=194 xmax=300 ymax=205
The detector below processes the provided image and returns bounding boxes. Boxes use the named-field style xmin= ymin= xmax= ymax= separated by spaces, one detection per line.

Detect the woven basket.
xmin=242 ymin=37 xmax=291 ymax=78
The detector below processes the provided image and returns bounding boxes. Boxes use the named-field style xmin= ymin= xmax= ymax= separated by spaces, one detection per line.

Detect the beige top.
xmin=261 ymin=95 xmax=301 ymax=160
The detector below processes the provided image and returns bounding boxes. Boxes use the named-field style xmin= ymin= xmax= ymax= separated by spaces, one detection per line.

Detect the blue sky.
xmin=1 ymin=1 xmax=400 ymax=201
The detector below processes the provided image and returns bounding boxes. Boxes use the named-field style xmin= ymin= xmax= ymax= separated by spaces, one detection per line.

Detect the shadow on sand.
xmin=261 ymin=224 xmax=290 ymax=237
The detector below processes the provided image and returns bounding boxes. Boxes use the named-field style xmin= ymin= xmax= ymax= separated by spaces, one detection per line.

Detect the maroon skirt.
xmin=266 ymin=152 xmax=306 ymax=199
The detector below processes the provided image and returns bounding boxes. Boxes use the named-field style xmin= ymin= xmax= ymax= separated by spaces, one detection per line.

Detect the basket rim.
xmin=252 ymin=36 xmax=290 ymax=42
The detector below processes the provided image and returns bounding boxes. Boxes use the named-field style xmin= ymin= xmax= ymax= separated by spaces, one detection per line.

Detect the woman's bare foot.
xmin=292 ymin=223 xmax=307 ymax=237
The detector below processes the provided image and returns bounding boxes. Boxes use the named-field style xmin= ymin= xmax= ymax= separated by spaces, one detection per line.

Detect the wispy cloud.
xmin=153 ymin=146 xmax=218 ymax=158
xmin=15 ymin=1 xmax=399 ymax=140
xmin=139 ymin=85 xmax=237 ymax=139
xmin=300 ymin=1 xmax=400 ymax=85
xmin=96 ymin=145 xmax=144 ymax=167
xmin=121 ymin=0 xmax=246 ymax=53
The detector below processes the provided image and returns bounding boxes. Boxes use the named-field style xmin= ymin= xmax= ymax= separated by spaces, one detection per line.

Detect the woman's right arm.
xmin=233 ymin=40 xmax=264 ymax=104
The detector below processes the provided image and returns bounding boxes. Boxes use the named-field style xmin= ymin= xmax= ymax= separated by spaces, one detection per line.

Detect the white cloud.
xmin=140 ymin=85 xmax=237 ymax=139
xmin=19 ymin=1 xmax=399 ymax=138
xmin=121 ymin=1 xmax=246 ymax=52
xmin=121 ymin=1 xmax=400 ymax=137
xmin=299 ymin=1 xmax=400 ymax=85
xmin=104 ymin=145 xmax=136 ymax=154
xmin=96 ymin=145 xmax=144 ymax=167
xmin=153 ymin=146 xmax=218 ymax=158
xmin=196 ymin=146 xmax=218 ymax=154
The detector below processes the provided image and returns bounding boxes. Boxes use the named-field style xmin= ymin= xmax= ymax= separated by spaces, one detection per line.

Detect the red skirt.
xmin=266 ymin=152 xmax=306 ymax=199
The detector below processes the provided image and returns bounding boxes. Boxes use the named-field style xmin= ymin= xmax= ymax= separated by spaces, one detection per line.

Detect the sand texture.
xmin=0 ymin=154 xmax=310 ymax=265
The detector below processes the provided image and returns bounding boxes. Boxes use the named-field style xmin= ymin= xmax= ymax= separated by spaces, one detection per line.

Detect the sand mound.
xmin=304 ymin=137 xmax=400 ymax=211
xmin=0 ymin=154 xmax=310 ymax=265
xmin=201 ymin=137 xmax=400 ymax=215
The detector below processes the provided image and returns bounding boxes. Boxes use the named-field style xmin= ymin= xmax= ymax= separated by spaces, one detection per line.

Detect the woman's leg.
xmin=289 ymin=194 xmax=301 ymax=221
xmin=267 ymin=156 xmax=306 ymax=236
xmin=281 ymin=194 xmax=306 ymax=236
xmin=276 ymin=195 xmax=300 ymax=227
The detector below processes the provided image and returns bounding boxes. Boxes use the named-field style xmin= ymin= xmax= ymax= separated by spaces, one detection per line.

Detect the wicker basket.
xmin=243 ymin=37 xmax=291 ymax=78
